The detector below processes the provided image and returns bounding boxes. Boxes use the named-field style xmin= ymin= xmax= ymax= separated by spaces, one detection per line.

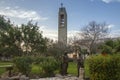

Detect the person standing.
xmin=61 ymin=51 xmax=68 ymax=75
xmin=77 ymin=53 xmax=84 ymax=77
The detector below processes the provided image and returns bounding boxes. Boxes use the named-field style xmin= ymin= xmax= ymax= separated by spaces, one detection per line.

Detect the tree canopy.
xmin=80 ymin=21 xmax=109 ymax=54
xmin=0 ymin=16 xmax=47 ymax=57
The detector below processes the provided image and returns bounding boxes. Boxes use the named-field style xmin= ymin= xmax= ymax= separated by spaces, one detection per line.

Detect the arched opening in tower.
xmin=60 ymin=14 xmax=65 ymax=27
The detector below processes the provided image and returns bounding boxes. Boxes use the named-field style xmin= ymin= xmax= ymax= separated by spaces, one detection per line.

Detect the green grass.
xmin=0 ymin=61 xmax=12 ymax=65
xmin=84 ymin=60 xmax=90 ymax=77
xmin=0 ymin=61 xmax=13 ymax=75
xmin=0 ymin=61 xmax=89 ymax=77
xmin=31 ymin=62 xmax=78 ymax=76
xmin=31 ymin=64 xmax=42 ymax=75
xmin=67 ymin=62 xmax=77 ymax=76
xmin=0 ymin=68 xmax=6 ymax=75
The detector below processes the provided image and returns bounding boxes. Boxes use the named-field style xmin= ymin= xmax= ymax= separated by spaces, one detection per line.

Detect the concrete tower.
xmin=58 ymin=3 xmax=67 ymax=45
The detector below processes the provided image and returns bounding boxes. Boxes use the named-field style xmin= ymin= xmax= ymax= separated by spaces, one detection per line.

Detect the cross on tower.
xmin=61 ymin=3 xmax=63 ymax=7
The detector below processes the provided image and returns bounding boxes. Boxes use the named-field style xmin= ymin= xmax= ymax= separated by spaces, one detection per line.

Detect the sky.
xmin=0 ymin=0 xmax=120 ymax=40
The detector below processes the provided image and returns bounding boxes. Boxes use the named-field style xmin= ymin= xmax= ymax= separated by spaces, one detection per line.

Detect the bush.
xmin=33 ymin=56 xmax=46 ymax=64
xmin=13 ymin=56 xmax=32 ymax=76
xmin=34 ymin=56 xmax=60 ymax=77
xmin=87 ymin=54 xmax=120 ymax=80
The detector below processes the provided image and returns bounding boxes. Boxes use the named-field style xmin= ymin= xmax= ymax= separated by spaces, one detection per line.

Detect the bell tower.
xmin=58 ymin=3 xmax=67 ymax=45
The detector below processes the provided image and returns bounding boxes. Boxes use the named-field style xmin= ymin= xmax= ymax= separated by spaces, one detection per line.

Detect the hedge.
xmin=87 ymin=54 xmax=120 ymax=80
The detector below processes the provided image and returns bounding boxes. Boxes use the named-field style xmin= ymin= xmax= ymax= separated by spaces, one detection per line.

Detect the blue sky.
xmin=0 ymin=0 xmax=120 ymax=40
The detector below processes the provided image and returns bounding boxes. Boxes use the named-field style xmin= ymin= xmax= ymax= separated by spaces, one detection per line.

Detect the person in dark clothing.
xmin=77 ymin=53 xmax=84 ymax=77
xmin=77 ymin=58 xmax=81 ymax=77
xmin=61 ymin=51 xmax=68 ymax=75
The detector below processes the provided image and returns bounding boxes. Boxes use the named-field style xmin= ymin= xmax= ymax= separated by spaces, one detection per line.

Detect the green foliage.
xmin=87 ymin=54 xmax=120 ymax=80
xmin=13 ymin=57 xmax=32 ymax=75
xmin=33 ymin=56 xmax=46 ymax=64
xmin=21 ymin=21 xmax=47 ymax=56
xmin=46 ymin=42 xmax=71 ymax=61
xmin=99 ymin=39 xmax=120 ymax=54
xmin=33 ymin=56 xmax=60 ymax=77
xmin=0 ymin=15 xmax=11 ymax=30
xmin=101 ymin=45 xmax=112 ymax=54
xmin=0 ymin=16 xmax=47 ymax=57
xmin=84 ymin=59 xmax=90 ymax=77
xmin=0 ymin=16 xmax=23 ymax=57
xmin=0 ymin=61 xmax=79 ymax=77
xmin=115 ymin=39 xmax=120 ymax=53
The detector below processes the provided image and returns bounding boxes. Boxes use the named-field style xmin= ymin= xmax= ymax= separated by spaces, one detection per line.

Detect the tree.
xmin=80 ymin=21 xmax=109 ymax=54
xmin=50 ymin=42 xmax=74 ymax=75
xmin=20 ymin=21 xmax=47 ymax=56
xmin=0 ymin=16 xmax=23 ymax=57
xmin=0 ymin=15 xmax=11 ymax=30
xmin=0 ymin=16 xmax=47 ymax=58
xmin=98 ymin=38 xmax=120 ymax=54
xmin=115 ymin=39 xmax=120 ymax=53
xmin=47 ymin=42 xmax=67 ymax=59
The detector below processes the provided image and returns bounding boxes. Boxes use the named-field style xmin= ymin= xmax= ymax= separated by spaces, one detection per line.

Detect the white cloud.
xmin=107 ymin=24 xmax=115 ymax=29
xmin=40 ymin=25 xmax=80 ymax=41
xmin=68 ymin=30 xmax=79 ymax=38
xmin=102 ymin=0 xmax=113 ymax=3
xmin=108 ymin=30 xmax=120 ymax=38
xmin=40 ymin=26 xmax=58 ymax=41
xmin=102 ymin=0 xmax=120 ymax=3
xmin=91 ymin=0 xmax=120 ymax=3
xmin=106 ymin=24 xmax=120 ymax=38
xmin=0 ymin=7 xmax=48 ymax=21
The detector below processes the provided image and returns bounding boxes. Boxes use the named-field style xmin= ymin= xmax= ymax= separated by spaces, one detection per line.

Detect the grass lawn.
xmin=31 ymin=64 xmax=42 ymax=75
xmin=0 ymin=67 xmax=6 ymax=75
xmin=67 ymin=62 xmax=77 ymax=76
xmin=0 ymin=61 xmax=89 ymax=77
xmin=0 ymin=61 xmax=13 ymax=75
xmin=84 ymin=60 xmax=90 ymax=77
xmin=31 ymin=62 xmax=78 ymax=76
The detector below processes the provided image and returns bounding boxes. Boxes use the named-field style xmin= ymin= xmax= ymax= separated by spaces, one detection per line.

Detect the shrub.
xmin=87 ymin=54 xmax=120 ymax=80
xmin=13 ymin=56 xmax=32 ymax=76
xmin=34 ymin=56 xmax=60 ymax=77
xmin=33 ymin=56 xmax=46 ymax=64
